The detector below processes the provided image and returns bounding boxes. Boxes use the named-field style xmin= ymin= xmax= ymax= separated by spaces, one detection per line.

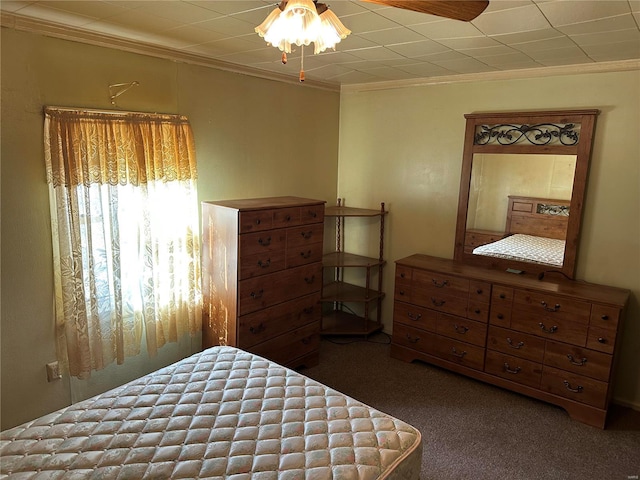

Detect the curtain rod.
xmin=44 ymin=106 xmax=165 ymax=116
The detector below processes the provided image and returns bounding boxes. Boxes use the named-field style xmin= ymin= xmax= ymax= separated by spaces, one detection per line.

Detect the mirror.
xmin=454 ymin=109 xmax=599 ymax=279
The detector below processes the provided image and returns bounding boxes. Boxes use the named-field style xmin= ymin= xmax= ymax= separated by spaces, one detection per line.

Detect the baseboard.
xmin=611 ymin=398 xmax=640 ymax=411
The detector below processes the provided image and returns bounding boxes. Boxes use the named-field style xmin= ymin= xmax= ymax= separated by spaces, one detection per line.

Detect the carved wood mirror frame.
xmin=453 ymin=109 xmax=599 ymax=279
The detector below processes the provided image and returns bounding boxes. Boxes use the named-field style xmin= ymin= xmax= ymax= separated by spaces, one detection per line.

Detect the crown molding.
xmin=340 ymin=58 xmax=640 ymax=93
xmin=0 ymin=11 xmax=341 ymax=93
xmin=3 ymin=11 xmax=639 ymax=95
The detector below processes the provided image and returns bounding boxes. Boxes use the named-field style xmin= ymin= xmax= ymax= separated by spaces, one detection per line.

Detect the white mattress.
xmin=472 ymin=233 xmax=565 ymax=267
xmin=1 ymin=346 xmax=422 ymax=480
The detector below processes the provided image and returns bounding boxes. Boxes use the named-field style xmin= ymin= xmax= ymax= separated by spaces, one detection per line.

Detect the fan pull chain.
xmin=299 ymin=45 xmax=305 ymax=82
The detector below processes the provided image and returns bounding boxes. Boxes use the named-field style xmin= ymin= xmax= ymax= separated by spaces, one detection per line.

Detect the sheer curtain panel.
xmin=44 ymin=107 xmax=202 ymax=379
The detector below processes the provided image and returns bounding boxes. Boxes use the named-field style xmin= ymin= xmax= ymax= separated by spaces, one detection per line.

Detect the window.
xmin=44 ymin=108 xmax=201 ymax=379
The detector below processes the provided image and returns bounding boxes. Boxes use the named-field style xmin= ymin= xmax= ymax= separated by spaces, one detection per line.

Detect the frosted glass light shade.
xmin=255 ymin=0 xmax=350 ymax=54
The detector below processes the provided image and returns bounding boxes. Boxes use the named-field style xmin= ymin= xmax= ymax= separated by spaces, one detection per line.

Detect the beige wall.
xmin=338 ymin=71 xmax=640 ymax=408
xmin=0 ymin=28 xmax=340 ymax=429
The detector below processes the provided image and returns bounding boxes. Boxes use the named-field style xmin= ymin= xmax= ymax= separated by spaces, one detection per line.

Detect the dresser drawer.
xmin=240 ymin=230 xmax=286 ymax=256
xmin=393 ymin=301 xmax=437 ymax=332
xmin=395 ymin=265 xmax=412 ymax=286
xmin=511 ymin=310 xmax=588 ymax=346
xmin=586 ymin=327 xmax=616 ymax=354
xmin=286 ymin=223 xmax=324 ymax=248
xmin=239 ymin=263 xmax=322 ymax=315
xmin=239 ymin=209 xmax=274 ymax=233
xmin=541 ymin=366 xmax=608 ymax=409
xmin=543 ymin=340 xmax=612 ymax=382
xmin=513 ymin=290 xmax=591 ymax=324
xmin=412 ymin=291 xmax=468 ymax=317
xmin=250 ymin=321 xmax=320 ymax=366
xmin=490 ymin=286 xmax=513 ymax=327
xmin=300 ymin=204 xmax=324 ymax=224
xmin=590 ymin=305 xmax=620 ymax=331
xmin=487 ymin=326 xmax=545 ymax=363
xmin=469 ymin=281 xmax=492 ymax=302
xmin=273 ymin=207 xmax=301 ymax=228
xmin=436 ymin=314 xmax=487 ymax=347
xmin=240 ymin=250 xmax=286 ymax=280
xmin=286 ymin=241 xmax=323 ymax=268
xmin=485 ymin=350 xmax=542 ymax=389
xmin=413 ymin=270 xmax=470 ymax=295
xmin=392 ymin=323 xmax=435 ymax=353
xmin=432 ymin=336 xmax=485 ymax=370
xmin=238 ymin=293 xmax=321 ymax=349
xmin=395 ymin=282 xmax=412 ymax=303
xmin=467 ymin=299 xmax=489 ymax=323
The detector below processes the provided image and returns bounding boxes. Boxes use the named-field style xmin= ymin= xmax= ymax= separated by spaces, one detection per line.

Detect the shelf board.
xmin=323 ymin=252 xmax=385 ymax=268
xmin=320 ymin=281 xmax=384 ymax=302
xmin=325 ymin=205 xmax=387 ymax=217
xmin=321 ymin=310 xmax=383 ymax=336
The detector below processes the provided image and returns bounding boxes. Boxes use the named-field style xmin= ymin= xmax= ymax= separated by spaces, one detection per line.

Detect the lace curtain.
xmin=44 ymin=108 xmax=202 ymax=379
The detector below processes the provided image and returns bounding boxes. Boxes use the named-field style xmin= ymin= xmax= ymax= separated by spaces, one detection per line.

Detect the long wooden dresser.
xmin=202 ymin=196 xmax=325 ymax=369
xmin=392 ymin=254 xmax=629 ymax=428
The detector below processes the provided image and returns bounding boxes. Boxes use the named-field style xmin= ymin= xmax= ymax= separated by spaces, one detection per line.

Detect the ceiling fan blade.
xmin=360 ymin=0 xmax=489 ymax=22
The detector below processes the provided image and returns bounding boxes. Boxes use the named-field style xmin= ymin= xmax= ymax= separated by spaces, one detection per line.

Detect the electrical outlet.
xmin=46 ymin=361 xmax=62 ymax=382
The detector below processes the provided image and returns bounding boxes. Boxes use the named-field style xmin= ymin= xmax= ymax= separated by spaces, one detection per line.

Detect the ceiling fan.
xmin=360 ymin=0 xmax=489 ymax=22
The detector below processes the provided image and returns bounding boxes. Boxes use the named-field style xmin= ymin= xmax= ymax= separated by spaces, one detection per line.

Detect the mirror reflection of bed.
xmin=464 ymin=153 xmax=576 ymax=269
xmin=467 ymin=195 xmax=570 ymax=267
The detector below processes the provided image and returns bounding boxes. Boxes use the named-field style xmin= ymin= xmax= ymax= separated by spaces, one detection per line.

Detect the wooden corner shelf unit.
xmin=320 ymin=199 xmax=388 ymax=336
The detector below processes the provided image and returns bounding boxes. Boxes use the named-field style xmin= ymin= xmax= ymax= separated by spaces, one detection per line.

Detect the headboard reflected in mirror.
xmin=454 ymin=109 xmax=599 ymax=279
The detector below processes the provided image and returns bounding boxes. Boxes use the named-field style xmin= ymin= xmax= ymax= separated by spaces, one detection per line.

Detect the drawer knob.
xmin=257 ymin=258 xmax=271 ymax=268
xmin=503 ymin=363 xmax=521 ymax=374
xmin=451 ymin=347 xmax=466 ymax=358
xmin=563 ymin=380 xmax=583 ymax=393
xmin=567 ymin=354 xmax=587 ymax=366
xmin=406 ymin=333 xmax=420 ymax=343
xmin=499 ymin=293 xmax=506 ymax=299
xmin=309 ymin=210 xmax=317 ymax=218
xmin=506 ymin=337 xmax=524 ymax=349
xmin=301 ymin=231 xmax=313 ymax=239
xmin=407 ymin=312 xmax=422 ymax=321
xmin=400 ymin=273 xmax=405 ymax=278
xmin=538 ymin=322 xmax=557 ymax=334
xmin=304 ymin=275 xmax=315 ymax=284
xmin=601 ymin=314 xmax=609 ymax=321
xmin=432 ymin=279 xmax=449 ymax=288
xmin=454 ymin=324 xmax=469 ymax=334
xmin=255 ymin=219 xmax=261 ymax=225
xmin=250 ymin=289 xmax=264 ymax=299
xmin=474 ymin=308 xmax=481 ymax=314
xmin=431 ymin=297 xmax=446 ymax=307
xmin=399 ymin=290 xmax=405 ymax=296
xmin=497 ymin=313 xmax=504 ymax=320
xmin=258 ymin=236 xmax=271 ymax=246
xmin=476 ymin=288 xmax=483 ymax=295
xmin=285 ymin=215 xmax=291 ymax=221
xmin=249 ymin=323 xmax=265 ymax=334
xmin=540 ymin=301 xmax=561 ymax=312
xmin=300 ymin=250 xmax=312 ymax=259
xmin=598 ymin=337 xmax=607 ymax=344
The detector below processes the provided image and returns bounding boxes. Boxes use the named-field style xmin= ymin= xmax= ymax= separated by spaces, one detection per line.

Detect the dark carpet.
xmin=300 ymin=334 xmax=640 ymax=480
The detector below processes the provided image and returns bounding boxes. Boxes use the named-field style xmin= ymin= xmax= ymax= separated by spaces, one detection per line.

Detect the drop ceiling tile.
xmin=430 ymin=57 xmax=496 ymax=74
xmin=328 ymin=69 xmax=379 ymax=84
xmin=339 ymin=35 xmax=379 ymax=51
xmin=409 ymin=19 xmax=483 ymax=39
xmin=326 ymin=1 xmax=373 ymax=17
xmin=526 ymin=45 xmax=588 ymax=61
xmin=13 ymin=3 xmax=97 ymax=26
xmin=342 ymin=10 xmax=401 ymax=33
xmin=536 ymin=0 xmax=630 ymax=26
xmin=438 ymin=36 xmax=502 ymax=50
xmin=538 ymin=57 xmax=594 ymax=67
xmin=582 ymin=40 xmax=640 ymax=61
xmin=358 ymin=27 xmax=425 ymax=46
xmin=38 ymin=0 xmax=130 ymax=20
xmin=458 ymin=44 xmax=520 ymax=57
xmin=144 ymin=2 xmax=222 ymax=24
xmin=419 ymin=50 xmax=469 ymax=63
xmin=570 ymin=28 xmax=640 ymax=47
xmin=192 ymin=15 xmax=256 ymax=36
xmin=386 ymin=39 xmax=450 ymax=58
xmin=630 ymin=0 xmax=640 ymax=12
xmin=163 ymin=24 xmax=227 ymax=45
xmin=348 ymin=46 xmax=406 ymax=61
xmin=358 ymin=65 xmax=418 ymax=80
xmin=197 ymin=1 xmax=270 ymax=16
xmin=95 ymin=9 xmax=177 ymax=34
xmin=489 ymin=28 xmax=564 ymax=44
xmin=512 ymin=36 xmax=577 ymax=53
xmin=480 ymin=52 xmax=541 ymax=67
xmin=472 ymin=5 xmax=550 ymax=35
xmin=484 ymin=1 xmax=533 ymax=13
xmin=372 ymin=5 xmax=443 ymax=26
xmin=0 ymin=2 xmax=34 ymax=13
xmin=398 ymin=62 xmax=456 ymax=77
xmin=556 ymin=14 xmax=638 ymax=35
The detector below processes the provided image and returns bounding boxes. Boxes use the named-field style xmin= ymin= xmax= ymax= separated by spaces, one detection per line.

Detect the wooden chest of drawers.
xmin=202 ymin=196 xmax=325 ymax=369
xmin=392 ymin=254 xmax=629 ymax=428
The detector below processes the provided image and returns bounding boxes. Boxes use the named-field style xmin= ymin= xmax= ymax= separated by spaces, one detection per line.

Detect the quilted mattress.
xmin=1 ymin=346 xmax=422 ymax=479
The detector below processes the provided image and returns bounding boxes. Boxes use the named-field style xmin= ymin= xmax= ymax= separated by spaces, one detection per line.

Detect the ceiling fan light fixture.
xmin=255 ymin=0 xmax=350 ymax=55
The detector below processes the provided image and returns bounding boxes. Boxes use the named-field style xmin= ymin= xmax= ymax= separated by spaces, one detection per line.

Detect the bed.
xmin=0 ymin=346 xmax=422 ymax=479
xmin=472 ymin=195 xmax=570 ymax=267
